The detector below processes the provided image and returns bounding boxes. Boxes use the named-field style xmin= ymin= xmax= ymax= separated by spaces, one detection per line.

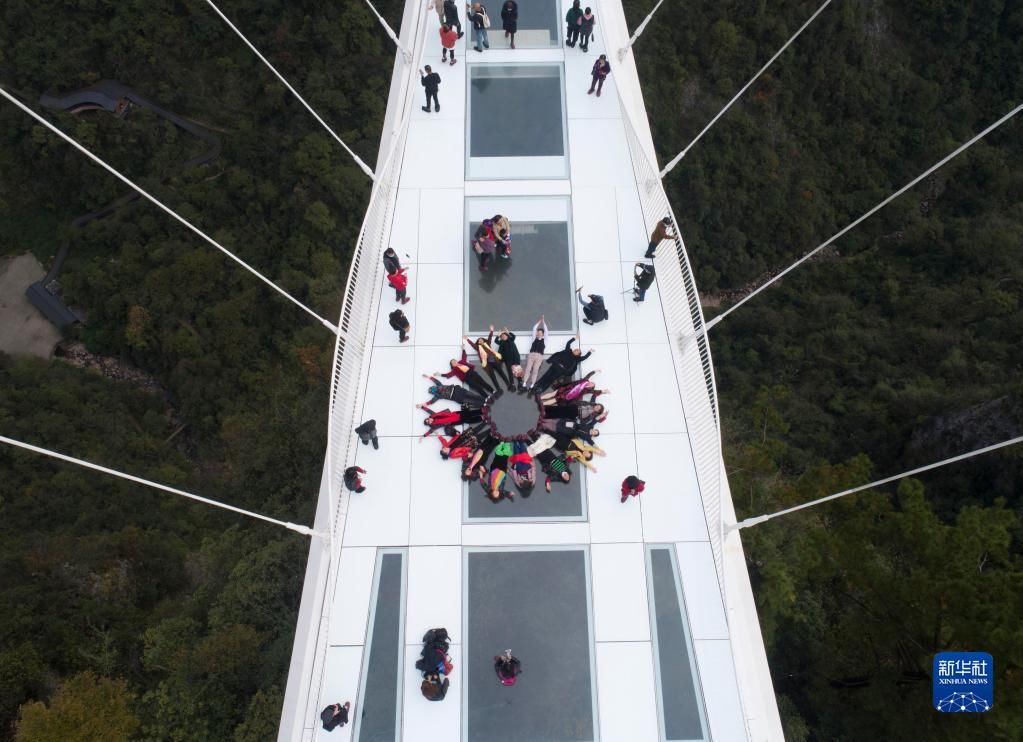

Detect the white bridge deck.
xmin=281 ymin=2 xmax=782 ymax=740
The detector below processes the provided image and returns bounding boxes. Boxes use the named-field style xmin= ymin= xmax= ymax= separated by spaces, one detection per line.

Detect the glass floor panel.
xmin=464 ymin=461 xmax=585 ymax=520
xmin=647 ymin=547 xmax=708 ymax=741
xmin=464 ymin=196 xmax=576 ymax=335
xmin=467 ymin=65 xmax=568 ymax=179
xmin=487 ymin=0 xmax=560 ymax=49
xmin=465 ymin=548 xmax=597 ymax=741
xmin=354 ymin=550 xmax=406 ymax=742
xmin=465 ymin=221 xmax=575 ymax=334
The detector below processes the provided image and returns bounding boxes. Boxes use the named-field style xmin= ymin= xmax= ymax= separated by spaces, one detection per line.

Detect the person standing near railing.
xmin=633 ymin=262 xmax=656 ymax=302
xmin=383 ymin=246 xmax=402 ymax=275
xmin=644 ymin=216 xmax=676 ymax=258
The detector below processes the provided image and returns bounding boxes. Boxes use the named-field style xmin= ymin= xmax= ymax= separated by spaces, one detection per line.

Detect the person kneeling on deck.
xmin=576 ymin=287 xmax=608 ymax=325
xmin=633 ymin=262 xmax=656 ymax=302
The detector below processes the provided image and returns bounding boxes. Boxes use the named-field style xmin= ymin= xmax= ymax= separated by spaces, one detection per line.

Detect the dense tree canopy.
xmin=0 ymin=0 xmax=400 ymax=738
xmin=627 ymin=0 xmax=1022 ymax=738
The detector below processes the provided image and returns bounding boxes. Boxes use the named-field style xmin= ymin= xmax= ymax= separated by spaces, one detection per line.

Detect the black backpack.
xmin=590 ymin=295 xmax=609 ymax=320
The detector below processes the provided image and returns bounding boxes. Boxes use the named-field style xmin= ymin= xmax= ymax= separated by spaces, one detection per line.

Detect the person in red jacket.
xmin=417 ymin=404 xmax=484 ymax=437
xmin=440 ymin=24 xmax=458 ymax=65
xmin=387 ymin=267 xmax=410 ymax=304
xmin=440 ymin=351 xmax=496 ymax=398
xmin=621 ymin=474 xmax=644 ymax=503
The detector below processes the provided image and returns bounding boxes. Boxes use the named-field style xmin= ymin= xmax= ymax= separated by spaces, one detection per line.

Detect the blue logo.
xmin=933 ymin=652 xmax=993 ymax=712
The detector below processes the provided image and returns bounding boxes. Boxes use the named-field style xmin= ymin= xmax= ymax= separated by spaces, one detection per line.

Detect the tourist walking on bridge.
xmin=442 ymin=0 xmax=464 ymax=35
xmin=577 ymin=7 xmax=595 ymax=52
xmin=587 ymin=54 xmax=611 ymax=97
xmin=565 ymin=0 xmax=583 ymax=47
xmin=440 ymin=23 xmax=458 ymax=65
xmin=501 ymin=0 xmax=518 ymax=48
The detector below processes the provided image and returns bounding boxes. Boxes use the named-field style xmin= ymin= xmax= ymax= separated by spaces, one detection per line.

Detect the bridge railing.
xmin=616 ymin=103 xmax=727 ymax=598
xmin=281 ymin=5 xmax=430 ymax=740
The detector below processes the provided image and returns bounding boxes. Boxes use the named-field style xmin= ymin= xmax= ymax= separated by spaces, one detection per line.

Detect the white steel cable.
xmin=704 ymin=102 xmax=1023 ymax=332
xmin=660 ymin=0 xmax=833 ymax=177
xmin=618 ymin=0 xmax=669 ymax=61
xmin=201 ymin=0 xmax=377 ymax=179
xmin=0 ymin=435 xmax=325 ymax=539
xmin=0 ymin=87 xmax=340 ymax=335
xmin=361 ymin=0 xmax=414 ymax=62
xmin=731 ymin=434 xmax=1023 ymax=530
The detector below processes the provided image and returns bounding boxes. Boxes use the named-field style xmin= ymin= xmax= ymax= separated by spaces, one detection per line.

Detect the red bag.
xmin=443 ymin=656 xmax=454 ymax=674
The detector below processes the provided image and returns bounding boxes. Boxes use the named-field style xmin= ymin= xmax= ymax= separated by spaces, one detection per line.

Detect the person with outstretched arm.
xmin=533 ymin=335 xmax=592 ymax=393
xmin=420 ymin=65 xmax=441 ymax=113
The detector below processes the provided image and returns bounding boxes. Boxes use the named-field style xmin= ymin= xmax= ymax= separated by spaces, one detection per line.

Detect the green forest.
xmin=629 ymin=0 xmax=1022 ymax=739
xmin=0 ymin=0 xmax=1019 ymax=740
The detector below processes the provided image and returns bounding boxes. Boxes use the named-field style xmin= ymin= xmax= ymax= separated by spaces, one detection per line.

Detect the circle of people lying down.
xmin=418 ymin=316 xmax=608 ymax=503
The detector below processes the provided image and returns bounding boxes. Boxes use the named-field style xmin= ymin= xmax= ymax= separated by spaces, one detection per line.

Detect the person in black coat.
xmin=343 ymin=466 xmax=366 ymax=493
xmin=494 ymin=325 xmax=521 ymax=391
xmin=501 ymin=0 xmax=518 ymax=48
xmin=576 ymin=287 xmax=608 ymax=325
xmin=320 ymin=701 xmax=351 ymax=731
xmin=420 ymin=65 xmax=441 ymax=112
xmin=533 ymin=336 xmax=592 ymax=393
xmin=355 ymin=419 xmax=379 ymax=449
xmin=633 ymin=263 xmax=656 ymax=302
xmin=389 ymin=309 xmax=411 ymax=342
xmin=443 ymin=0 xmax=464 ymax=35
xmin=383 ymin=247 xmax=402 ymax=275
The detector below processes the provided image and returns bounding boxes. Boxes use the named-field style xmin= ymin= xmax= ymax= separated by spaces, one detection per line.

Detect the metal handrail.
xmin=616 ymin=103 xmax=727 ymax=599
xmin=290 ymin=5 xmax=430 ymax=738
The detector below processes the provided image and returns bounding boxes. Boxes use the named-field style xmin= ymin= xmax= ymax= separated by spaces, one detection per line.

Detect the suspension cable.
xmin=730 ymin=434 xmax=1023 ymax=530
xmin=0 ymin=435 xmax=325 ymax=539
xmin=617 ymin=0 xmax=669 ymax=62
xmin=660 ymin=0 xmax=833 ymax=177
xmin=0 ymin=87 xmax=340 ymax=335
xmin=361 ymin=0 xmax=414 ymax=62
xmin=201 ymin=0 xmax=376 ymax=179
xmin=703 ymin=101 xmax=1023 ymax=333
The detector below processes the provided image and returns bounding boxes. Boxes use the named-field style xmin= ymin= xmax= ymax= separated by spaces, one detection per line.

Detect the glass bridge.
xmin=279 ymin=1 xmax=783 ymax=740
